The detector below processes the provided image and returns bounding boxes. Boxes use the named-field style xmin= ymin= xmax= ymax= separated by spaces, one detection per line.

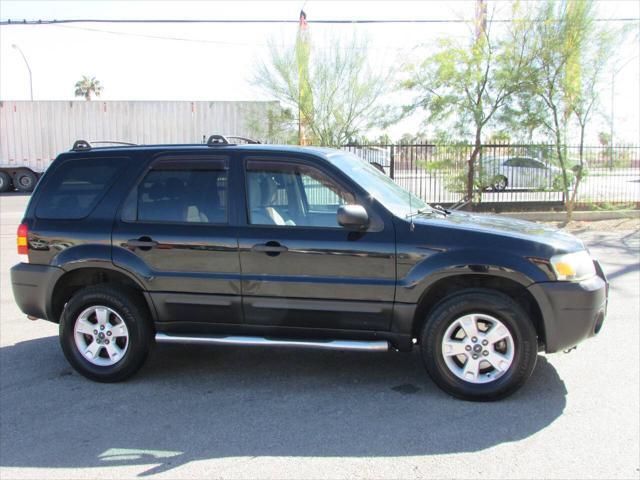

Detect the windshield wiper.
xmin=406 ymin=207 xmax=446 ymax=219
xmin=431 ymin=204 xmax=451 ymax=215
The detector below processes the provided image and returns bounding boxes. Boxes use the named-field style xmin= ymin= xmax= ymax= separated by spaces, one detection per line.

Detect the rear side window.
xmin=35 ymin=158 xmax=127 ymax=219
xmin=121 ymin=158 xmax=228 ymax=224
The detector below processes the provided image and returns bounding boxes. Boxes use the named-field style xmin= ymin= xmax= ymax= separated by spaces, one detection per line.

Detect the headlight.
xmin=550 ymin=250 xmax=596 ymax=281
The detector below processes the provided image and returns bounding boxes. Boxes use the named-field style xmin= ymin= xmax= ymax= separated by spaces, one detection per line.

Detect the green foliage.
xmin=583 ymin=201 xmax=637 ymax=212
xmin=244 ymin=103 xmax=298 ymax=144
xmin=253 ymin=34 xmax=391 ymax=147
xmin=598 ymin=132 xmax=611 ymax=146
xmin=74 ymin=76 xmax=103 ymax=101
xmin=401 ymin=4 xmax=535 ymax=200
xmin=509 ymin=0 xmax=623 ymax=219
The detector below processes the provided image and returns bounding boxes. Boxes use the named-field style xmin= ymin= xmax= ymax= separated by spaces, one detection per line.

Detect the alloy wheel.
xmin=441 ymin=313 xmax=515 ymax=384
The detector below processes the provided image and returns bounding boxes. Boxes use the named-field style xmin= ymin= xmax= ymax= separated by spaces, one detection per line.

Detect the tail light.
xmin=17 ymin=223 xmax=28 ymax=256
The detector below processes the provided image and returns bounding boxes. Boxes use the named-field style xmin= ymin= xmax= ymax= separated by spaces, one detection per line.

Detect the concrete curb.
xmin=499 ymin=210 xmax=640 ymax=222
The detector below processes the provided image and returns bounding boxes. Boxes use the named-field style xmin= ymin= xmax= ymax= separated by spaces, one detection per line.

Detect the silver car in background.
xmin=480 ymin=156 xmax=564 ymax=191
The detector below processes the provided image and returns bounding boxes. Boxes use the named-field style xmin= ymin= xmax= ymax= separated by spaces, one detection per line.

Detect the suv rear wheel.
xmin=420 ymin=288 xmax=537 ymax=401
xmin=59 ymin=285 xmax=153 ymax=382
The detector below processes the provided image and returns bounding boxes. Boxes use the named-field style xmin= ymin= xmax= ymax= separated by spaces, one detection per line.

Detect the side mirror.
xmin=337 ymin=204 xmax=369 ymax=230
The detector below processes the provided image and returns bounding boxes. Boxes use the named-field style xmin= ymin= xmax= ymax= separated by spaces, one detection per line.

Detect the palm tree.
xmin=74 ymin=76 xmax=103 ymax=101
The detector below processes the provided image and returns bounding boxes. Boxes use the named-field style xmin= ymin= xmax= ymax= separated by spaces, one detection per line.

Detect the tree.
xmin=401 ymin=5 xmax=534 ymax=205
xmin=517 ymin=0 xmax=619 ymax=220
xmin=252 ymin=32 xmax=390 ymax=147
xmin=74 ymin=76 xmax=103 ymax=101
xmin=244 ymin=103 xmax=298 ymax=144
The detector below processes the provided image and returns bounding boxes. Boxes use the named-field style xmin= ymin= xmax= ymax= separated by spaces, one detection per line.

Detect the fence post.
xmin=390 ymin=145 xmax=395 ymax=179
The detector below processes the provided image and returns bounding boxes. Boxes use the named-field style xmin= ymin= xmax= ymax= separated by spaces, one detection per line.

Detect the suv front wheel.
xmin=59 ymin=284 xmax=153 ymax=382
xmin=420 ymin=288 xmax=537 ymax=401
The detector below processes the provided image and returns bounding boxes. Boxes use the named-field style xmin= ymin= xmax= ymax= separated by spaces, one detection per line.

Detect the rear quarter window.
xmin=35 ymin=157 xmax=128 ymax=219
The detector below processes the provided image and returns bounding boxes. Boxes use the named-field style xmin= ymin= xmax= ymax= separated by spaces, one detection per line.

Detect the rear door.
xmin=238 ymin=155 xmax=397 ymax=332
xmin=112 ymin=154 xmax=242 ymax=328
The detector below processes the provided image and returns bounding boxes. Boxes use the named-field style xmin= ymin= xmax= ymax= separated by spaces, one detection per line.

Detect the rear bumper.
xmin=528 ymin=261 xmax=608 ymax=353
xmin=11 ymin=263 xmax=64 ymax=322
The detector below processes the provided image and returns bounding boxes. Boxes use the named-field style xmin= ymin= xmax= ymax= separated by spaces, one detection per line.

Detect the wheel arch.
xmin=411 ymin=274 xmax=545 ymax=348
xmin=49 ymin=265 xmax=157 ymax=324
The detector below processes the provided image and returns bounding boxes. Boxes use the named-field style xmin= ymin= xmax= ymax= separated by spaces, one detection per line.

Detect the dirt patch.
xmin=543 ymin=217 xmax=640 ymax=233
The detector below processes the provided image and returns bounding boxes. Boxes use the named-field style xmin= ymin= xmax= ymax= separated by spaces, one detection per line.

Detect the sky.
xmin=0 ymin=0 xmax=639 ymax=142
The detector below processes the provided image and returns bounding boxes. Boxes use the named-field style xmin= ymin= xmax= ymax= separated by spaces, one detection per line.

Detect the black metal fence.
xmin=342 ymin=143 xmax=640 ymax=210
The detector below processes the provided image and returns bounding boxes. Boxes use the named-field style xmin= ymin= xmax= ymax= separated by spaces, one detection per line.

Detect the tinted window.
xmin=246 ymin=160 xmax=355 ymax=228
xmin=36 ymin=158 xmax=127 ymax=219
xmin=123 ymin=167 xmax=228 ymax=224
xmin=523 ymin=158 xmax=545 ymax=169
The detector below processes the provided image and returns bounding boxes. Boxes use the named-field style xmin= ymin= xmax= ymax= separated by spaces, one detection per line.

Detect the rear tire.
xmin=13 ymin=170 xmax=37 ymax=192
xmin=59 ymin=284 xmax=153 ymax=382
xmin=420 ymin=288 xmax=537 ymax=401
xmin=0 ymin=172 xmax=12 ymax=193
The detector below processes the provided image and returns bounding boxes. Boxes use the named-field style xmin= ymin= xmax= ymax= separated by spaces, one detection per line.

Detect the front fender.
xmin=395 ymin=248 xmax=548 ymax=304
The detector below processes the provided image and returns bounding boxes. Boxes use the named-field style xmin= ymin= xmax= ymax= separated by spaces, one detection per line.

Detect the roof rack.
xmin=225 ymin=136 xmax=261 ymax=145
xmin=206 ymin=135 xmax=231 ymax=146
xmin=71 ymin=140 xmax=138 ymax=151
xmin=206 ymin=134 xmax=261 ymax=146
xmin=93 ymin=141 xmax=138 ymax=146
xmin=71 ymin=139 xmax=92 ymax=151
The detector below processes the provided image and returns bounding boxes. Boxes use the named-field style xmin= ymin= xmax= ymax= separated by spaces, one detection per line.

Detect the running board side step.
xmin=155 ymin=333 xmax=389 ymax=352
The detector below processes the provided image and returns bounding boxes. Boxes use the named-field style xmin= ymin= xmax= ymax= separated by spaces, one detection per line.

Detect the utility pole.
xmin=609 ymin=55 xmax=637 ymax=168
xmin=475 ymin=0 xmax=487 ymax=41
xmin=12 ymin=44 xmax=33 ymax=100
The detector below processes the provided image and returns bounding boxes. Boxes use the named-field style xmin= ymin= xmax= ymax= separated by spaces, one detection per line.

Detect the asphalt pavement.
xmin=0 ymin=193 xmax=638 ymax=479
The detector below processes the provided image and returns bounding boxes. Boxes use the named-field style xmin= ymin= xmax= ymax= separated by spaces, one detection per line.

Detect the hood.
xmin=412 ymin=211 xmax=584 ymax=253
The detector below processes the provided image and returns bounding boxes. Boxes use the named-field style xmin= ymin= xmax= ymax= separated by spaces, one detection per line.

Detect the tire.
xmin=492 ymin=175 xmax=508 ymax=191
xmin=420 ymin=288 xmax=537 ymax=401
xmin=0 ymin=172 xmax=12 ymax=193
xmin=59 ymin=284 xmax=153 ymax=382
xmin=13 ymin=170 xmax=38 ymax=192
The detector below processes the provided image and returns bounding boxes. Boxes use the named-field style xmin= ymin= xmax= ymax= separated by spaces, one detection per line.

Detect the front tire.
xmin=59 ymin=285 xmax=153 ymax=382
xmin=420 ymin=289 xmax=537 ymax=401
xmin=492 ymin=175 xmax=508 ymax=191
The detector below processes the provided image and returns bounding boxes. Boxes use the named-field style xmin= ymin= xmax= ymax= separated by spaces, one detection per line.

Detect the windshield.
xmin=327 ymin=152 xmax=432 ymax=218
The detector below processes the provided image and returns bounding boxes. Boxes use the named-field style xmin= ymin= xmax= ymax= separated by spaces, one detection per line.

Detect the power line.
xmin=48 ymin=24 xmax=418 ymax=51
xmin=2 ymin=17 xmax=638 ymax=26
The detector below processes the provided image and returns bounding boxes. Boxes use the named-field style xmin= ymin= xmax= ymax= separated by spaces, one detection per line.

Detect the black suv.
xmin=11 ymin=138 xmax=608 ymax=400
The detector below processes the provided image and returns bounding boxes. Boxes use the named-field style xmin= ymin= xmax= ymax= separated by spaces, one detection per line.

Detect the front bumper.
xmin=528 ymin=260 xmax=608 ymax=353
xmin=11 ymin=263 xmax=64 ymax=322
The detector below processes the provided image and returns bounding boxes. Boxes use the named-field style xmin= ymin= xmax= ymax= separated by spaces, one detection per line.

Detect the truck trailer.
xmin=0 ymin=100 xmax=277 ymax=192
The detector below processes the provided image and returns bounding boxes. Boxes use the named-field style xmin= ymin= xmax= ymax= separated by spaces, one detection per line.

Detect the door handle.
xmin=252 ymin=241 xmax=288 ymax=256
xmin=126 ymin=237 xmax=158 ymax=250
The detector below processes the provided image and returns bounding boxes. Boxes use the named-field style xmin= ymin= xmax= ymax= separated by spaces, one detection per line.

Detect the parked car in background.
xmin=480 ymin=156 xmax=565 ymax=191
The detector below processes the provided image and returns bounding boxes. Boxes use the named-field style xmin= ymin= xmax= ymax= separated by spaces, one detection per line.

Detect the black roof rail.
xmin=225 ymin=135 xmax=261 ymax=144
xmin=71 ymin=140 xmax=138 ymax=151
xmin=92 ymin=141 xmax=138 ymax=146
xmin=71 ymin=139 xmax=92 ymax=151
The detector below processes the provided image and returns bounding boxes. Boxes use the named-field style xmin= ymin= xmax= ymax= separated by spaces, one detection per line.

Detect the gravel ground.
xmin=1 ymin=194 xmax=638 ymax=479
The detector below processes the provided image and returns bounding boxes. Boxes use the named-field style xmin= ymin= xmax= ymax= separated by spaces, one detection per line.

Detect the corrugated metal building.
xmin=0 ymin=100 xmax=278 ymax=172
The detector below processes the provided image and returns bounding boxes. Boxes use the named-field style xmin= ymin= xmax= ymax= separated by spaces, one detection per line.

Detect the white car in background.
xmin=480 ymin=156 xmax=564 ymax=191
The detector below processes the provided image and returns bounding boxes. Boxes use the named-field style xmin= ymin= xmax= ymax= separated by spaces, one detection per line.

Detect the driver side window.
xmin=246 ymin=160 xmax=356 ymax=228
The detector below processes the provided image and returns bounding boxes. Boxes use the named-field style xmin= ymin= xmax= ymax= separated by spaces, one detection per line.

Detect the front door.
xmin=238 ymin=155 xmax=396 ymax=332
xmin=112 ymin=154 xmax=242 ymax=328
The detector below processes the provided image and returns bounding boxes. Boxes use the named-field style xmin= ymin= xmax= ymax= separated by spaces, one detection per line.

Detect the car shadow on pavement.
xmin=0 ymin=336 xmax=567 ymax=477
